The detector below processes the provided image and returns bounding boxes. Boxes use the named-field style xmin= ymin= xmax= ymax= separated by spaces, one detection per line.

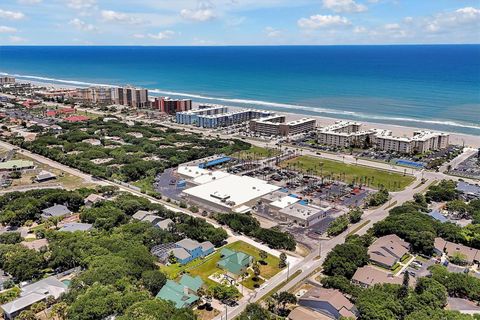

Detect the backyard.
xmin=160 ymin=241 xmax=282 ymax=288
xmin=280 ymin=155 xmax=415 ymax=192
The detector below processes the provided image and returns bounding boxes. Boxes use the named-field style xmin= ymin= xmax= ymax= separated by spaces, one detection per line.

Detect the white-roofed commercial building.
xmin=277 ymin=203 xmax=332 ymax=227
xmin=182 ymin=174 xmax=280 ymax=212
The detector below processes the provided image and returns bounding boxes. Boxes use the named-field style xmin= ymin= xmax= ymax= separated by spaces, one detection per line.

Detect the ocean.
xmin=0 ymin=45 xmax=479 ymax=135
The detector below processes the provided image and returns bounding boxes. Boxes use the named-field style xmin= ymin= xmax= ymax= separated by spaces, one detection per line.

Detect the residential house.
xmin=59 ymin=222 xmax=93 ymax=232
xmin=41 ymin=204 xmax=72 ymax=220
xmin=132 ymin=210 xmax=152 ymax=221
xmin=34 ymin=171 xmax=56 ymax=183
xmin=434 ymin=237 xmax=479 ymax=265
xmin=132 ymin=211 xmax=175 ymax=231
xmin=1 ymin=276 xmax=68 ymax=320
xmin=288 ymin=307 xmax=334 ymax=320
xmin=171 ymin=238 xmax=214 ymax=265
xmin=298 ymin=288 xmax=358 ymax=320
xmin=142 ymin=214 xmax=163 ymax=225
xmin=217 ymin=248 xmax=253 ymax=278
xmin=155 ymin=275 xmax=203 ymax=309
xmin=368 ymin=234 xmax=410 ymax=269
xmin=352 ymin=265 xmax=403 ymax=288
xmin=155 ymin=218 xmax=174 ymax=231
xmin=84 ymin=194 xmax=105 ymax=207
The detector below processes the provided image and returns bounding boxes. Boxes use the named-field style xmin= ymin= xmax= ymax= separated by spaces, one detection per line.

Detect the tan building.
xmin=352 ymin=265 xmax=403 ymax=288
xmin=249 ymin=116 xmax=316 ymax=136
xmin=298 ymin=288 xmax=358 ymax=319
xmin=76 ymin=86 xmax=112 ymax=105
xmin=0 ymin=77 xmax=15 ymax=85
xmin=111 ymin=86 xmax=149 ymax=108
xmin=434 ymin=237 xmax=479 ymax=265
xmin=288 ymin=307 xmax=333 ymax=320
xmin=368 ymin=234 xmax=410 ymax=268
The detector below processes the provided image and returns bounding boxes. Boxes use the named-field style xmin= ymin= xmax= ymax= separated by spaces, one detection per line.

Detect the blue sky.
xmin=0 ymin=0 xmax=479 ymax=45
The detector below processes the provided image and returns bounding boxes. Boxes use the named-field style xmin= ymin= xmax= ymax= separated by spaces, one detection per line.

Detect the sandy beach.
xmin=27 ymin=81 xmax=480 ymax=148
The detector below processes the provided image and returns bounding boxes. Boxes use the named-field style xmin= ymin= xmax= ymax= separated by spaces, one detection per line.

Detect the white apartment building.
xmin=317 ymin=121 xmax=373 ymax=148
xmin=318 ymin=121 xmax=449 ymax=154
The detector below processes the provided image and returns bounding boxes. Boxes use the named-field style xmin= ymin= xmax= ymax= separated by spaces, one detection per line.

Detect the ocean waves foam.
xmin=4 ymin=72 xmax=480 ymax=132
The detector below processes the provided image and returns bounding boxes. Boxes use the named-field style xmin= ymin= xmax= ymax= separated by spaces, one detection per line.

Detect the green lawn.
xmin=280 ymin=155 xmax=415 ymax=192
xmin=160 ymin=241 xmax=282 ymax=287
xmin=132 ymin=176 xmax=155 ymax=194
xmin=240 ymin=269 xmax=265 ymax=290
xmin=232 ymin=146 xmax=280 ymax=160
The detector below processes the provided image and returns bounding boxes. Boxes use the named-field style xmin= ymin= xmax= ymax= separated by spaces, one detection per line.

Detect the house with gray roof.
xmin=132 ymin=210 xmax=151 ymax=221
xmin=59 ymin=222 xmax=93 ymax=233
xmin=1 ymin=276 xmax=67 ymax=319
xmin=141 ymin=214 xmax=162 ymax=225
xmin=34 ymin=170 xmax=56 ymax=183
xmin=84 ymin=194 xmax=105 ymax=207
xmin=170 ymin=238 xmax=214 ymax=265
xmin=41 ymin=204 xmax=72 ymax=219
xmin=155 ymin=218 xmax=174 ymax=231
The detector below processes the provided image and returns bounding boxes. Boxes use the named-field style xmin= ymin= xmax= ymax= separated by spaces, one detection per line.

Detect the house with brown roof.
xmin=434 ymin=237 xmax=479 ymax=265
xmin=368 ymin=234 xmax=410 ymax=269
xmin=352 ymin=265 xmax=403 ymax=288
xmin=298 ymin=288 xmax=358 ymax=319
xmin=288 ymin=306 xmax=333 ymax=320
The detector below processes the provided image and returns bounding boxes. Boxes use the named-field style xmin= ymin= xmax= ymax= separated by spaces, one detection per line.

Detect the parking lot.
xmin=154 ymin=168 xmax=183 ymax=201
xmin=405 ymin=257 xmax=435 ymax=278
xmin=451 ymin=154 xmax=480 ymax=180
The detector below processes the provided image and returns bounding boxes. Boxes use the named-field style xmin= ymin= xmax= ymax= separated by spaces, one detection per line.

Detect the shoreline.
xmin=25 ymin=80 xmax=480 ymax=148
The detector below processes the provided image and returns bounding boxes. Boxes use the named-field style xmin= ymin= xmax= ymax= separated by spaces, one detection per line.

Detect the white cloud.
xmin=298 ymin=14 xmax=351 ymax=29
xmin=181 ymin=0 xmax=216 ymax=22
xmin=0 ymin=26 xmax=17 ymax=33
xmin=9 ymin=36 xmax=26 ymax=42
xmin=67 ymin=0 xmax=96 ymax=10
xmin=323 ymin=0 xmax=367 ymax=13
xmin=147 ymin=30 xmax=175 ymax=40
xmin=264 ymin=26 xmax=281 ymax=38
xmin=69 ymin=18 xmax=97 ymax=32
xmin=0 ymin=9 xmax=25 ymax=20
xmin=101 ymin=10 xmax=142 ymax=24
xmin=181 ymin=8 xmax=216 ymax=21
xmin=384 ymin=23 xmax=400 ymax=30
xmin=132 ymin=34 xmax=145 ymax=39
xmin=425 ymin=7 xmax=480 ymax=33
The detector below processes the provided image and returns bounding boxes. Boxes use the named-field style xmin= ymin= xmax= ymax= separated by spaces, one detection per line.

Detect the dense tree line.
xmin=373 ymin=198 xmax=480 ymax=255
xmin=0 ymin=188 xmax=89 ymax=227
xmin=214 ymin=213 xmax=296 ymax=250
xmin=322 ymin=234 xmax=371 ymax=279
xmin=429 ymin=265 xmax=480 ymax=302
xmin=367 ymin=188 xmax=390 ymax=207
xmin=13 ymin=119 xmax=250 ymax=183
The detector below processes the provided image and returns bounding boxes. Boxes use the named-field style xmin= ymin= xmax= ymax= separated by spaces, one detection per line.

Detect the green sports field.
xmin=280 ymin=155 xmax=415 ymax=192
